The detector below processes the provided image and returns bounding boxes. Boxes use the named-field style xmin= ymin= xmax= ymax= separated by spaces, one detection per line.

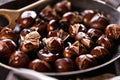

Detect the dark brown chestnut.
xmin=54 ymin=0 xmax=71 ymax=15
xmin=0 ymin=27 xmax=18 ymax=42
xmin=81 ymin=10 xmax=96 ymax=26
xmin=75 ymin=32 xmax=95 ymax=48
xmin=89 ymin=13 xmax=109 ymax=29
xmin=75 ymin=54 xmax=97 ymax=69
xmin=42 ymin=37 xmax=64 ymax=52
xmin=96 ymin=34 xmax=114 ymax=50
xmin=47 ymin=19 xmax=59 ymax=32
xmin=90 ymin=46 xmax=110 ymax=60
xmin=20 ymin=31 xmax=40 ymax=53
xmin=37 ymin=49 xmax=59 ymax=63
xmin=87 ymin=28 xmax=103 ymax=41
xmin=28 ymin=59 xmax=51 ymax=72
xmin=105 ymin=24 xmax=120 ymax=40
xmin=63 ymin=41 xmax=87 ymax=58
xmin=39 ymin=6 xmax=59 ymax=21
xmin=69 ymin=24 xmax=87 ymax=38
xmin=9 ymin=50 xmax=29 ymax=68
xmin=31 ymin=18 xmax=48 ymax=35
xmin=62 ymin=11 xmax=82 ymax=25
xmin=55 ymin=58 xmax=75 ymax=72
xmin=0 ymin=39 xmax=17 ymax=58
xmin=17 ymin=11 xmax=37 ymax=28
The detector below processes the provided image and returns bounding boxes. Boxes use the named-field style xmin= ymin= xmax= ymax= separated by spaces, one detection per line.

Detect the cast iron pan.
xmin=0 ymin=0 xmax=120 ymax=79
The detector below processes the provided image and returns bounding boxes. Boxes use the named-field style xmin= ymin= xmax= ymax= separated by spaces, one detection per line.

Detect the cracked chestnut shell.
xmin=69 ymin=24 xmax=87 ymax=38
xmin=28 ymin=59 xmax=51 ymax=72
xmin=87 ymin=28 xmax=103 ymax=41
xmin=0 ymin=27 xmax=18 ymax=42
xmin=42 ymin=37 xmax=64 ymax=52
xmin=96 ymin=34 xmax=114 ymax=50
xmin=9 ymin=50 xmax=29 ymax=68
xmin=75 ymin=32 xmax=95 ymax=48
xmin=55 ymin=58 xmax=75 ymax=72
xmin=62 ymin=11 xmax=82 ymax=25
xmin=75 ymin=54 xmax=97 ymax=70
xmin=63 ymin=41 xmax=87 ymax=59
xmin=90 ymin=46 xmax=110 ymax=60
xmin=0 ymin=39 xmax=17 ymax=58
xmin=37 ymin=49 xmax=59 ymax=63
xmin=105 ymin=24 xmax=120 ymax=40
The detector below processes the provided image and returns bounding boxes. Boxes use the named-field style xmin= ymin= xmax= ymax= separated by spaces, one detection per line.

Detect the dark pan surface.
xmin=0 ymin=0 xmax=120 ymax=77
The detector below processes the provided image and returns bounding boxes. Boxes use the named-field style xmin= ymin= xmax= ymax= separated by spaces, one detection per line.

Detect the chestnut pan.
xmin=0 ymin=0 xmax=120 ymax=79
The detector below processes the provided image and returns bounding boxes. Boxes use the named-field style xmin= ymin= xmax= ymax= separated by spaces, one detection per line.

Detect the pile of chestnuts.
xmin=0 ymin=0 xmax=120 ymax=73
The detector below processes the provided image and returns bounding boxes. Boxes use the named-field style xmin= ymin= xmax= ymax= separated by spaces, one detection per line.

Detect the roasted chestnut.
xmin=39 ymin=6 xmax=59 ymax=21
xmin=63 ymin=41 xmax=87 ymax=59
xmin=96 ymin=34 xmax=114 ymax=50
xmin=62 ymin=11 xmax=82 ymax=25
xmin=75 ymin=32 xmax=95 ymax=48
xmin=87 ymin=28 xmax=103 ymax=41
xmin=20 ymin=31 xmax=40 ymax=53
xmin=81 ymin=10 xmax=96 ymax=26
xmin=42 ymin=37 xmax=64 ymax=52
xmin=0 ymin=39 xmax=17 ymax=58
xmin=0 ymin=27 xmax=18 ymax=42
xmin=89 ymin=13 xmax=109 ymax=29
xmin=55 ymin=58 xmax=75 ymax=72
xmin=75 ymin=54 xmax=97 ymax=69
xmin=47 ymin=19 xmax=59 ymax=32
xmin=90 ymin=46 xmax=110 ymax=60
xmin=37 ymin=49 xmax=59 ymax=63
xmin=9 ymin=50 xmax=29 ymax=68
xmin=28 ymin=59 xmax=51 ymax=72
xmin=69 ymin=24 xmax=87 ymax=38
xmin=105 ymin=24 xmax=120 ymax=40
xmin=17 ymin=11 xmax=37 ymax=28
xmin=54 ymin=0 xmax=71 ymax=15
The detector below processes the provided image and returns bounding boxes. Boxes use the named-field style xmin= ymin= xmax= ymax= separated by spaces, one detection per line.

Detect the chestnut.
xmin=62 ymin=11 xmax=82 ymax=25
xmin=81 ymin=10 xmax=96 ymax=26
xmin=0 ymin=27 xmax=18 ymax=42
xmin=75 ymin=54 xmax=97 ymax=69
xmin=39 ymin=5 xmax=59 ymax=21
xmin=69 ymin=24 xmax=87 ymax=38
xmin=9 ymin=50 xmax=29 ymax=68
xmin=75 ymin=32 xmax=95 ymax=48
xmin=63 ymin=41 xmax=87 ymax=59
xmin=96 ymin=34 xmax=114 ymax=50
xmin=37 ymin=49 xmax=59 ymax=63
xmin=28 ymin=59 xmax=51 ymax=72
xmin=55 ymin=58 xmax=75 ymax=72
xmin=89 ymin=13 xmax=109 ymax=29
xmin=90 ymin=46 xmax=110 ymax=60
xmin=0 ymin=39 xmax=17 ymax=58
xmin=87 ymin=28 xmax=103 ymax=41
xmin=42 ymin=37 xmax=64 ymax=52
xmin=17 ymin=11 xmax=37 ymax=28
xmin=105 ymin=24 xmax=120 ymax=40
xmin=20 ymin=31 xmax=40 ymax=53
xmin=47 ymin=19 xmax=59 ymax=32
xmin=54 ymin=0 xmax=71 ymax=15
